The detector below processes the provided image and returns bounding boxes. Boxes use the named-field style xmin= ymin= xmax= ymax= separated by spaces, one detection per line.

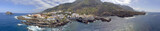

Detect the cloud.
xmin=133 ymin=7 xmax=160 ymax=12
xmin=10 ymin=0 xmax=75 ymax=11
xmin=101 ymin=0 xmax=132 ymax=5
xmin=9 ymin=0 xmax=133 ymax=12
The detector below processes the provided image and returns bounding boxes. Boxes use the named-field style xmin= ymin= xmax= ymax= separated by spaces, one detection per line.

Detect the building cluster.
xmin=16 ymin=10 xmax=111 ymax=27
xmin=20 ymin=10 xmax=96 ymax=23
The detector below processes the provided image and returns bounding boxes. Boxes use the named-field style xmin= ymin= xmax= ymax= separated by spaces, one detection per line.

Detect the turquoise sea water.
xmin=0 ymin=12 xmax=160 ymax=31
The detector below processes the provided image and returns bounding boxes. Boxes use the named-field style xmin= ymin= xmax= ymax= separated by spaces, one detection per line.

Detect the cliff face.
xmin=43 ymin=0 xmax=145 ymax=17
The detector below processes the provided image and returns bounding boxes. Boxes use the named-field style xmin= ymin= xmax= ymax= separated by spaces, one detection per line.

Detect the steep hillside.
xmin=43 ymin=0 xmax=145 ymax=17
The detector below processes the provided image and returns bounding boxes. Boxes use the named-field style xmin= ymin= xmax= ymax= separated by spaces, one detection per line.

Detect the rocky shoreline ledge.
xmin=16 ymin=11 xmax=111 ymax=28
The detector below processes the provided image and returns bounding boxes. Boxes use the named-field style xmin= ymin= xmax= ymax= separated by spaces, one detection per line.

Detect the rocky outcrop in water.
xmin=6 ymin=11 xmax=13 ymax=15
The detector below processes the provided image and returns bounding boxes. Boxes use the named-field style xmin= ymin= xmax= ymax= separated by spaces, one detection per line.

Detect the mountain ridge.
xmin=42 ymin=0 xmax=145 ymax=17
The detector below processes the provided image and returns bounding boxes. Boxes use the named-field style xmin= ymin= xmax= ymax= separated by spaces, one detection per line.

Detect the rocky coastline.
xmin=15 ymin=0 xmax=146 ymax=28
xmin=16 ymin=11 xmax=111 ymax=28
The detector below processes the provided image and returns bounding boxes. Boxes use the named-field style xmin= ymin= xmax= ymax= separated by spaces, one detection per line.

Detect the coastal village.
xmin=16 ymin=10 xmax=111 ymax=27
xmin=13 ymin=0 xmax=145 ymax=28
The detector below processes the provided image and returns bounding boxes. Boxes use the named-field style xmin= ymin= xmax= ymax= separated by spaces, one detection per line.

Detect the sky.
xmin=0 ymin=0 xmax=160 ymax=13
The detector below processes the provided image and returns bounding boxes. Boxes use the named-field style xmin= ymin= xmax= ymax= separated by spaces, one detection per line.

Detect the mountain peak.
xmin=74 ymin=0 xmax=102 ymax=4
xmin=75 ymin=0 xmax=101 ymax=2
xmin=43 ymin=0 xmax=146 ymax=17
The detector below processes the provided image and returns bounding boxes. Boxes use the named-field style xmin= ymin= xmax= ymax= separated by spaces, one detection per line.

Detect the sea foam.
xmin=27 ymin=26 xmax=63 ymax=31
xmin=124 ymin=16 xmax=136 ymax=19
xmin=27 ymin=26 xmax=44 ymax=31
xmin=17 ymin=23 xmax=24 ymax=26
xmin=14 ymin=16 xmax=18 ymax=19
xmin=26 ymin=23 xmax=70 ymax=31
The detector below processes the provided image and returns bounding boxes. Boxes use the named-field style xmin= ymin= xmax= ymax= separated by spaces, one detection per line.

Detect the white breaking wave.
xmin=14 ymin=16 xmax=18 ymax=19
xmin=27 ymin=26 xmax=63 ymax=31
xmin=27 ymin=26 xmax=44 ymax=31
xmin=22 ymin=16 xmax=31 ymax=19
xmin=124 ymin=16 xmax=136 ymax=19
xmin=17 ymin=23 xmax=24 ymax=26
xmin=26 ymin=23 xmax=70 ymax=31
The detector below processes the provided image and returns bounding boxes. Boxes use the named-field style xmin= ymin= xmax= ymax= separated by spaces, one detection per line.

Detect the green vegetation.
xmin=42 ymin=0 xmax=145 ymax=17
xmin=76 ymin=7 xmax=98 ymax=15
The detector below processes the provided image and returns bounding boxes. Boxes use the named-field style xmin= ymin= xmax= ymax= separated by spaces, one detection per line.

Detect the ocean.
xmin=0 ymin=13 xmax=28 ymax=31
xmin=0 ymin=12 xmax=160 ymax=31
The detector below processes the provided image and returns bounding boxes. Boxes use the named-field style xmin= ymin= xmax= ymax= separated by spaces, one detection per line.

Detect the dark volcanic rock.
xmin=17 ymin=16 xmax=70 ymax=28
xmin=74 ymin=17 xmax=111 ymax=24
xmin=95 ymin=17 xmax=111 ymax=22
